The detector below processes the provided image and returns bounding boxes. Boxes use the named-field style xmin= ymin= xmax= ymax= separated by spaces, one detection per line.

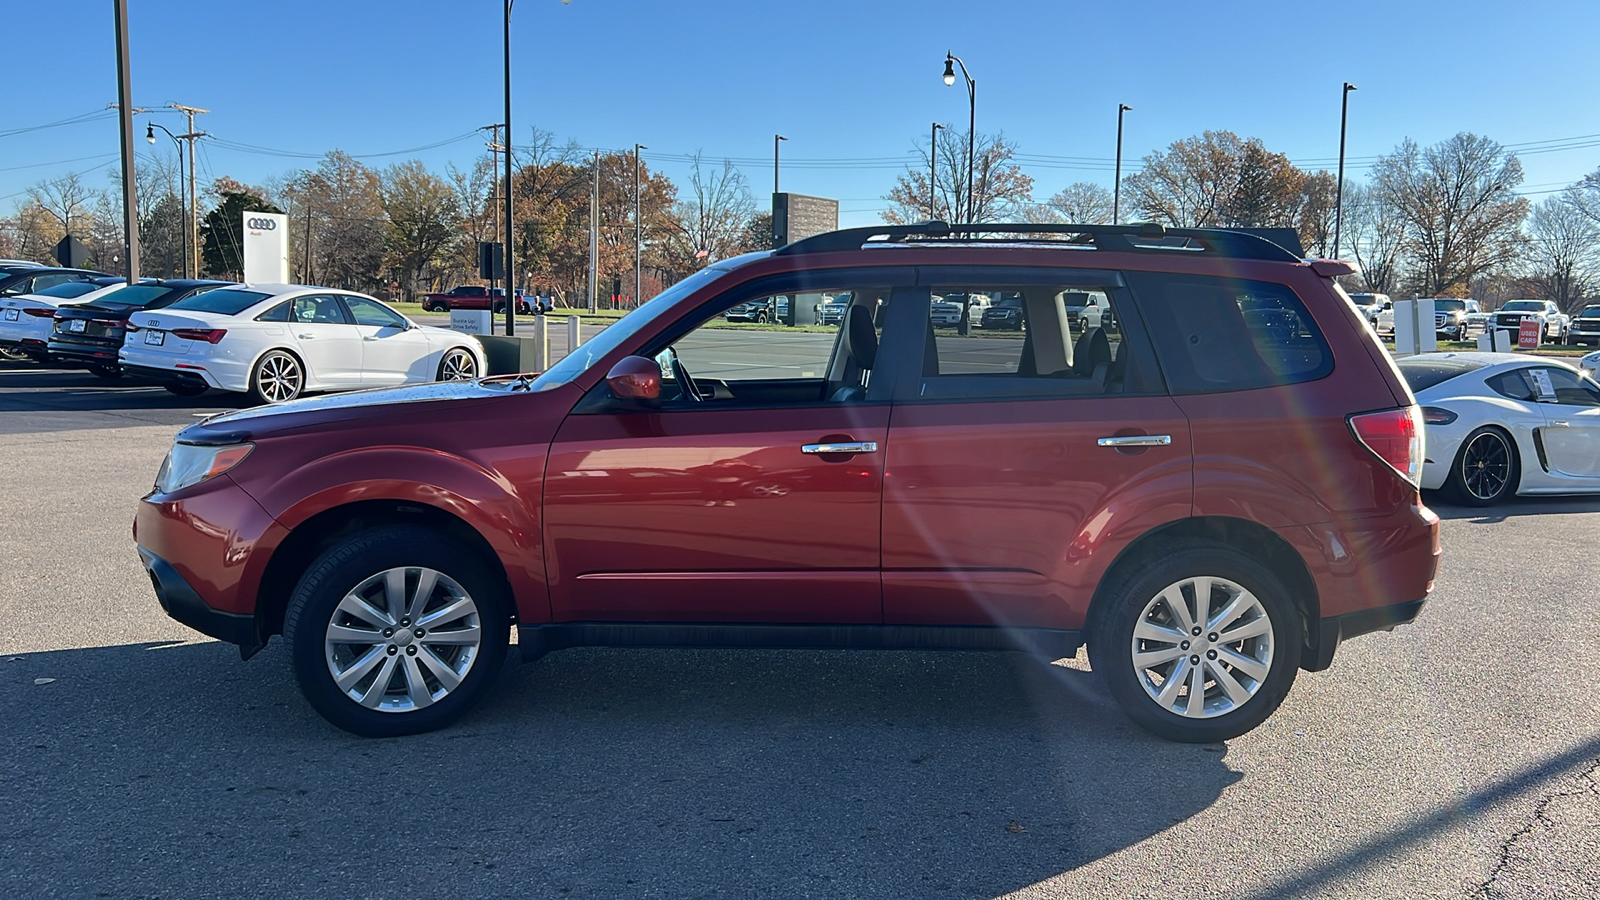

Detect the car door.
xmin=1525 ymin=366 xmax=1600 ymax=479
xmin=287 ymin=294 xmax=364 ymax=387
xmin=879 ymin=271 xmax=1192 ymax=632
xmin=542 ymin=275 xmax=906 ymax=624
xmin=343 ymin=295 xmax=433 ymax=385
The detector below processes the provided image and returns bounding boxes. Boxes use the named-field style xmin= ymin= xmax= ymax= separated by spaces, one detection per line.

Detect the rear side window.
xmin=1126 ymin=273 xmax=1332 ymax=394
xmin=166 ymin=288 xmax=273 ymax=315
xmin=256 ymin=301 xmax=291 ymax=322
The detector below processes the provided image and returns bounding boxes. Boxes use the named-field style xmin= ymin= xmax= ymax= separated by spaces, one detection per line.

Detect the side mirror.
xmin=606 ymin=355 xmax=661 ymax=402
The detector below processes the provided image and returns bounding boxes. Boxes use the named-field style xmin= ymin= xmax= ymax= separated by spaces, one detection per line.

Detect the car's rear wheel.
xmin=1445 ymin=426 xmax=1517 ymax=506
xmin=163 ymin=383 xmax=209 ymax=397
xmin=90 ymin=364 xmax=122 ymax=379
xmin=437 ymin=347 xmax=478 ymax=381
xmin=250 ymin=350 xmax=303 ymax=404
xmin=1089 ymin=544 xmax=1301 ymax=743
xmin=283 ymin=526 xmax=510 ymax=737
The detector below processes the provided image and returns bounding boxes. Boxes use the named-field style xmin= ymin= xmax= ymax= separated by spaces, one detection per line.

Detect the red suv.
xmin=133 ymin=223 xmax=1439 ymax=742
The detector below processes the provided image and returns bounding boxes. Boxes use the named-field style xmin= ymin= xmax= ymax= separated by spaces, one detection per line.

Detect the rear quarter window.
xmin=1126 ymin=272 xmax=1333 ymax=394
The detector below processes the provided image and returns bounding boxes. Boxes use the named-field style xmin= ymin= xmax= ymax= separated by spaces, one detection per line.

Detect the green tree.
xmin=381 ymin=160 xmax=460 ymax=301
xmin=200 ymin=185 xmax=282 ymax=279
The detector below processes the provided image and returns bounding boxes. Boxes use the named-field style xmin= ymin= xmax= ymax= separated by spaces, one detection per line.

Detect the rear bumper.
xmin=121 ymin=364 xmax=214 ymax=391
xmin=1308 ymin=597 xmax=1427 ymax=671
xmin=46 ymin=340 xmax=121 ymax=365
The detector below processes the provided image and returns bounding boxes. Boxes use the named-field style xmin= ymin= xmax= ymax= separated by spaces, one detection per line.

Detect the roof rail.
xmin=773 ymin=221 xmax=1302 ymax=262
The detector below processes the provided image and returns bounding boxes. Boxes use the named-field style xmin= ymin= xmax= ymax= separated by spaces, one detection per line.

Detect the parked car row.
xmin=1 ymin=263 xmax=486 ymax=406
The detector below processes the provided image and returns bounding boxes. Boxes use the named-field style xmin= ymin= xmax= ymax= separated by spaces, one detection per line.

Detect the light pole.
xmin=929 ymin=122 xmax=943 ymax=220
xmin=1113 ymin=103 xmax=1131 ymax=225
xmin=145 ymin=122 xmax=188 ymax=277
xmin=773 ymin=134 xmax=787 ymax=195
xmin=502 ymin=0 xmax=515 ymax=335
xmin=942 ymin=52 xmax=975 ymax=223
xmin=634 ymin=142 xmax=646 ymax=307
xmin=1333 ymin=81 xmax=1357 ymax=260
xmin=113 ymin=0 xmax=140 ymax=282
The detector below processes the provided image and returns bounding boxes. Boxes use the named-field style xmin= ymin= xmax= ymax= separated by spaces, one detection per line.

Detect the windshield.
xmin=1435 ymin=299 xmax=1466 ymax=312
xmin=529 ymin=264 xmax=735 ymax=391
xmin=1502 ymin=300 xmax=1543 ymax=312
xmin=1396 ymin=356 xmax=1489 ymax=393
xmin=1580 ymin=306 xmax=1600 ymax=318
xmin=164 ymin=288 xmax=273 ymax=316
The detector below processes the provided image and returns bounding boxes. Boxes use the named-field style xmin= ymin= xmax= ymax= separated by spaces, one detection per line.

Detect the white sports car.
xmin=1397 ymin=351 xmax=1600 ymax=506
xmin=119 ymin=284 xmax=486 ymax=404
xmin=0 ymin=278 xmax=126 ymax=362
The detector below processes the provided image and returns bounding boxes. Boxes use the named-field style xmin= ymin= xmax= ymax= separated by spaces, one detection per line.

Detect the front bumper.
xmin=138 ymin=546 xmax=260 ymax=654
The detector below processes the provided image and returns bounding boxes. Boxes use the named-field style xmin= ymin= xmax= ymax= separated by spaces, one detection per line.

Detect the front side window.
xmin=651 ymin=286 xmax=889 ymax=406
xmin=1126 ymin=272 xmax=1332 ymax=394
xmin=344 ymin=296 xmax=407 ymax=328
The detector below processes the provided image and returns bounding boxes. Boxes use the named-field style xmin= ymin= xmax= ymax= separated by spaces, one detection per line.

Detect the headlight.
xmin=154 ymin=442 xmax=253 ymax=494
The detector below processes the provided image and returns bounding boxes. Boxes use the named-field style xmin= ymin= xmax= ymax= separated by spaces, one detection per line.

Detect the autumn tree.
xmin=1371 ymin=133 xmax=1528 ymax=297
xmin=882 ymin=128 xmax=1033 ymax=224
xmin=665 ymin=153 xmax=756 ymax=274
xmin=381 ymin=160 xmax=460 ymax=301
xmin=1126 ymin=131 xmax=1311 ymax=233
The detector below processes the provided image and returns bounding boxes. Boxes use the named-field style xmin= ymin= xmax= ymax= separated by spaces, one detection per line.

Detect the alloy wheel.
xmin=441 ymin=349 xmax=477 ymax=381
xmin=1129 ymin=576 xmax=1275 ymax=719
xmin=257 ymin=354 xmax=302 ymax=403
xmin=1461 ymin=431 xmax=1511 ymax=501
xmin=323 ymin=566 xmax=483 ymax=713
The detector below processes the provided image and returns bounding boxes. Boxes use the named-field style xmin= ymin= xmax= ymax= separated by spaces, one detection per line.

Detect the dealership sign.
xmin=242 ymin=212 xmax=289 ymax=284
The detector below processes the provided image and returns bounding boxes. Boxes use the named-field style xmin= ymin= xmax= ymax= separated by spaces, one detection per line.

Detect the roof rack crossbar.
xmin=774 ymin=220 xmax=1301 ymax=262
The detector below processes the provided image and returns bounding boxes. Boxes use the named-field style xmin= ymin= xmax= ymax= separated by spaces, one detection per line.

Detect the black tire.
xmin=1089 ymin=542 xmax=1302 ymax=743
xmin=90 ymin=364 xmax=122 ymax=380
xmin=756 ymin=311 xmax=768 ymax=324
xmin=163 ymin=383 xmax=209 ymax=397
xmin=283 ymin=526 xmax=510 ymax=737
xmin=249 ymin=349 xmax=304 ymax=405
xmin=1444 ymin=425 xmax=1518 ymax=506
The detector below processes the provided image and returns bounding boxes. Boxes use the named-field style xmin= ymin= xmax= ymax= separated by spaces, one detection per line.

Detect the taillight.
xmin=1349 ymin=406 xmax=1424 ymax=487
xmin=22 ymin=308 xmax=56 ymax=318
xmin=172 ymin=328 xmax=227 ymax=344
xmin=1421 ymin=406 xmax=1458 ymax=426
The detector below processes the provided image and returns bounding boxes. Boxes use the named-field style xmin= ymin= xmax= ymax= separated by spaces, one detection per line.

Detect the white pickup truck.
xmin=1492 ymin=299 xmax=1569 ymax=344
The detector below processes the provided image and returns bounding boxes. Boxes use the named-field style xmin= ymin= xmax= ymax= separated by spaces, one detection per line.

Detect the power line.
xmin=0 ymin=109 xmax=116 ymax=139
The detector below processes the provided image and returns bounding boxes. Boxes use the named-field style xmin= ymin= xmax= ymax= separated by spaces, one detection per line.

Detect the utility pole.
xmin=634 ymin=142 xmax=646 ymax=307
xmin=168 ymin=104 xmax=208 ymax=278
xmin=502 ymin=0 xmax=515 ymax=336
xmin=482 ymin=124 xmax=504 ymax=307
xmin=113 ymin=0 xmax=140 ymax=282
xmin=588 ymin=150 xmax=599 ymax=314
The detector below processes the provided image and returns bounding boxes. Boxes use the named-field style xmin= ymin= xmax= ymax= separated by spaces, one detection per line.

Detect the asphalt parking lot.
xmin=3 ymin=361 xmax=1599 ymax=899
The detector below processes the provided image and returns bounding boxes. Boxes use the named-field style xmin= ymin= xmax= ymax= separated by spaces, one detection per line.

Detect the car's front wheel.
xmin=1445 ymin=425 xmax=1517 ymax=506
xmin=1090 ymin=544 xmax=1301 ymax=743
xmin=437 ymin=347 xmax=478 ymax=381
xmin=283 ymin=526 xmax=510 ymax=737
xmin=250 ymin=350 xmax=304 ymax=404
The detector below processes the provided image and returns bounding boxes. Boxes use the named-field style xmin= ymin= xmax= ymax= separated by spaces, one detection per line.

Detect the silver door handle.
xmin=363 ymin=336 xmax=379 ymax=341
xmin=1548 ymin=420 xmax=1570 ymax=428
xmin=802 ymin=441 xmax=878 ymax=455
xmin=1097 ymin=434 xmax=1172 ymax=447
xmin=297 ymin=333 xmax=314 ymax=339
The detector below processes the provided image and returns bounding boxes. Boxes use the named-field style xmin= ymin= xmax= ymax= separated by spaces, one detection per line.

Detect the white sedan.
xmin=1397 ymin=351 xmax=1600 ymax=505
xmin=119 ymin=284 xmax=486 ymax=404
xmin=0 ymin=278 xmax=125 ymax=361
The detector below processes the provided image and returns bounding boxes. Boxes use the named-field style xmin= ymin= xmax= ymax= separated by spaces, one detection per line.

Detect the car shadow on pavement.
xmin=1425 ymin=490 xmax=1600 ymax=523
xmin=1 ymin=640 xmax=1238 ymax=898
xmin=0 ymin=365 xmax=251 ymax=434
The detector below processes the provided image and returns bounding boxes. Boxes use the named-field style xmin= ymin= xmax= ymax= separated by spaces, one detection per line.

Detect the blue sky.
xmin=4 ymin=0 xmax=1597 ymax=227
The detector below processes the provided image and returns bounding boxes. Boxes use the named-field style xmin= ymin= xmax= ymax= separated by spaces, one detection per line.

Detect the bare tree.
xmin=1371 ymin=133 xmax=1528 ymax=297
xmin=1342 ymin=183 xmax=1406 ymax=295
xmin=1026 ymin=182 xmax=1114 ymax=225
xmin=1520 ymin=192 xmax=1600 ymax=313
xmin=882 ymin=129 xmax=1034 ymax=224
xmin=667 ymin=153 xmax=755 ymax=269
xmin=27 ymin=172 xmax=95 ymax=237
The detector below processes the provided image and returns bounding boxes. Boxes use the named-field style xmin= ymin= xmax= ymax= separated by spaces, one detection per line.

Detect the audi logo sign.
xmin=241 ymin=212 xmax=290 ymax=283
xmin=247 ymin=217 xmax=278 ymax=231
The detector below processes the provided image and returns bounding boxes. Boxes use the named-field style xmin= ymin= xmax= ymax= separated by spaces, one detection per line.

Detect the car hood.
xmin=180 ymin=379 xmax=518 ymax=442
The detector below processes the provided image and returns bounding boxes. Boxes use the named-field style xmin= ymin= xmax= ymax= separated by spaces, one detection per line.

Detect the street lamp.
xmin=942 ymin=52 xmax=975 ymax=223
xmin=1333 ymin=82 xmax=1358 ymax=260
xmin=929 ymin=122 xmax=943 ymax=221
xmin=634 ymin=142 xmax=646 ymax=307
xmin=773 ymin=134 xmax=787 ymax=195
xmin=145 ymin=122 xmax=189 ymax=278
xmin=1113 ymin=104 xmax=1132 ymax=225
